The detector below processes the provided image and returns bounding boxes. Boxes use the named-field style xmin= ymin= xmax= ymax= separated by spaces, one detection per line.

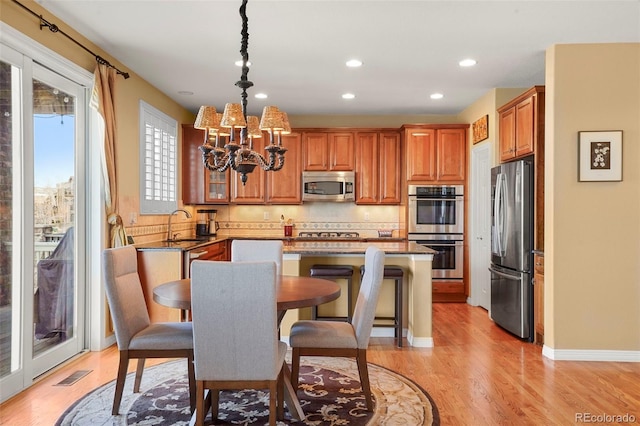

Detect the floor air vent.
xmin=55 ymin=370 xmax=92 ymax=386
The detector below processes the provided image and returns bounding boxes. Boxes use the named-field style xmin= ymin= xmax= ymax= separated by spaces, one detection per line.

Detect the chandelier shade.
xmin=220 ymin=103 xmax=247 ymax=128
xmin=196 ymin=0 xmax=287 ymax=185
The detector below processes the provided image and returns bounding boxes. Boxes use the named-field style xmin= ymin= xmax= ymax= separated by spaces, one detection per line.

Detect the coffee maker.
xmin=196 ymin=209 xmax=220 ymax=236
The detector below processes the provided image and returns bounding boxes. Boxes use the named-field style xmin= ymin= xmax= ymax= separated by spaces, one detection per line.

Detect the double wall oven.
xmin=408 ymin=185 xmax=464 ymax=281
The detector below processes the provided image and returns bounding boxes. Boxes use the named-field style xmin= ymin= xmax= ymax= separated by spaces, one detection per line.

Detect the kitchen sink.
xmin=164 ymin=238 xmax=207 ymax=243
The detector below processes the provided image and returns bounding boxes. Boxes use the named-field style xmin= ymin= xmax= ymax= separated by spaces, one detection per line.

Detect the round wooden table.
xmin=153 ymin=275 xmax=341 ymax=322
xmin=153 ymin=275 xmax=339 ymax=421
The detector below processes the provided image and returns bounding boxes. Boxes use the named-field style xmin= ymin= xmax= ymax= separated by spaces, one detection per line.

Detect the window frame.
xmin=139 ymin=100 xmax=178 ymax=215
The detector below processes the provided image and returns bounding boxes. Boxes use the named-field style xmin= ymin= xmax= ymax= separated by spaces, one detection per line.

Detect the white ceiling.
xmin=36 ymin=0 xmax=640 ymax=117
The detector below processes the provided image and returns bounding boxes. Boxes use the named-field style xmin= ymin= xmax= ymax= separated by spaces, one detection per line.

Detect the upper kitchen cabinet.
xmin=181 ymin=124 xmax=229 ymax=204
xmin=497 ymin=86 xmax=545 ymax=162
xmin=229 ymin=131 xmax=302 ymax=205
xmin=266 ymin=132 xmax=302 ymax=204
xmin=355 ymin=131 xmax=401 ymax=204
xmin=404 ymin=125 xmax=468 ymax=183
xmin=302 ymin=131 xmax=355 ymax=171
xmin=230 ymin=134 xmax=267 ymax=204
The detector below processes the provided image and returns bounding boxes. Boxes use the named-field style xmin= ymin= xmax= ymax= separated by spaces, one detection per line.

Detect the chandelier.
xmin=194 ymin=0 xmax=289 ymax=185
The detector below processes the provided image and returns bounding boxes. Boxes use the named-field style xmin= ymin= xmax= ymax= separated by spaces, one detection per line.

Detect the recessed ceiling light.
xmin=177 ymin=91 xmax=194 ymax=96
xmin=346 ymin=59 xmax=363 ymax=68
xmin=234 ymin=60 xmax=252 ymax=67
xmin=254 ymin=93 xmax=268 ymax=99
xmin=342 ymin=93 xmax=356 ymax=99
xmin=459 ymin=58 xmax=477 ymax=67
xmin=430 ymin=93 xmax=444 ymax=100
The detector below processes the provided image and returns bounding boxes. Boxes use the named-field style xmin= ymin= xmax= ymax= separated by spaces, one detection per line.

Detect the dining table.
xmin=153 ymin=275 xmax=341 ymax=323
xmin=152 ymin=274 xmax=341 ymax=421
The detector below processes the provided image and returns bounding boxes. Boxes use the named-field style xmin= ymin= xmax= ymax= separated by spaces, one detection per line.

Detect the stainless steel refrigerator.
xmin=489 ymin=158 xmax=534 ymax=340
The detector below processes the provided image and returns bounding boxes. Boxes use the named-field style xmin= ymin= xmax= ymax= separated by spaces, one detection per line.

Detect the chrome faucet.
xmin=166 ymin=209 xmax=192 ymax=241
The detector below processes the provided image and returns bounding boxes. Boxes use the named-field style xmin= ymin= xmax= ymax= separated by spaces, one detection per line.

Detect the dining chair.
xmin=190 ymin=260 xmax=290 ymax=426
xmin=102 ymin=245 xmax=195 ymax=415
xmin=231 ymin=239 xmax=283 ymax=276
xmin=289 ymin=245 xmax=385 ymax=411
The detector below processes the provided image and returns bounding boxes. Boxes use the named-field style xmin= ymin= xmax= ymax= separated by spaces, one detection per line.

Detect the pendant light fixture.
xmin=194 ymin=0 xmax=288 ymax=185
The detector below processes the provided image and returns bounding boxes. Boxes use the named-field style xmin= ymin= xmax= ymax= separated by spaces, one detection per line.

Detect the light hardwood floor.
xmin=1 ymin=303 xmax=639 ymax=425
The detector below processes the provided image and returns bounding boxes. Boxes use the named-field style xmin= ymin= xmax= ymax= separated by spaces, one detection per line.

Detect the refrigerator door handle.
xmin=492 ymin=173 xmax=501 ymax=255
xmin=493 ymin=173 xmax=507 ymax=256
xmin=489 ymin=266 xmax=520 ymax=281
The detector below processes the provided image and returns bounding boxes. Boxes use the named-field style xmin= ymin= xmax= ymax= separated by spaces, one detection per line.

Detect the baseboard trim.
xmin=370 ymin=327 xmax=404 ymax=338
xmin=542 ymin=345 xmax=640 ymax=362
xmin=407 ymin=332 xmax=434 ymax=348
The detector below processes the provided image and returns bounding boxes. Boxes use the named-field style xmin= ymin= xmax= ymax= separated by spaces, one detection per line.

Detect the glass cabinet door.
xmin=205 ymin=170 xmax=229 ymax=202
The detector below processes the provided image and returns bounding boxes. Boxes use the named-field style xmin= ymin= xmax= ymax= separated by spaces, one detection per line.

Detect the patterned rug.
xmin=56 ymin=356 xmax=439 ymax=425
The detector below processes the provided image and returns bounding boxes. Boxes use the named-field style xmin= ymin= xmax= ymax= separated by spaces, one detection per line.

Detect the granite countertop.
xmin=135 ymin=236 xmax=434 ymax=255
xmin=282 ymin=240 xmax=433 ymax=255
xmin=135 ymin=236 xmax=227 ymax=251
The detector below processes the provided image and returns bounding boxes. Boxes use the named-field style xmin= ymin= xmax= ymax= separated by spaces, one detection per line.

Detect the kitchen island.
xmin=135 ymin=238 xmax=435 ymax=347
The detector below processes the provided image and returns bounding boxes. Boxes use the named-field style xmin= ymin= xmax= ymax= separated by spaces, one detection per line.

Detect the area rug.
xmin=56 ymin=356 xmax=439 ymax=425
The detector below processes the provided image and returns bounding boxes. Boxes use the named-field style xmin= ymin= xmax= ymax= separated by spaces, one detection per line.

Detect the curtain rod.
xmin=12 ymin=0 xmax=130 ymax=79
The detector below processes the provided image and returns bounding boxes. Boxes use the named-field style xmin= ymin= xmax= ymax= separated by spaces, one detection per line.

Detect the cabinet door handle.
xmin=189 ymin=250 xmax=208 ymax=259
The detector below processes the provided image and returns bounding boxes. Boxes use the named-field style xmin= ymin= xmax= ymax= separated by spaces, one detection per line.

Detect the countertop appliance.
xmin=196 ymin=209 xmax=219 ymax=237
xmin=489 ymin=158 xmax=534 ymax=340
xmin=302 ymin=171 xmax=355 ymax=202
xmin=408 ymin=185 xmax=464 ymax=234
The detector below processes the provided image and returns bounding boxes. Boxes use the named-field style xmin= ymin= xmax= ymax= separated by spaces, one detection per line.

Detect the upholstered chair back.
xmin=351 ymin=246 xmax=385 ymax=349
xmin=231 ymin=240 xmax=283 ymax=276
xmin=190 ymin=260 xmax=280 ymax=381
xmin=102 ymin=245 xmax=151 ymax=350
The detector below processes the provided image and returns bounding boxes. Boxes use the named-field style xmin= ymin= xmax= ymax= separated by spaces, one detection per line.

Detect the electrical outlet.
xmin=364 ymin=212 xmax=370 ymax=221
xmin=129 ymin=212 xmax=137 ymax=225
xmin=263 ymin=211 xmax=270 ymax=220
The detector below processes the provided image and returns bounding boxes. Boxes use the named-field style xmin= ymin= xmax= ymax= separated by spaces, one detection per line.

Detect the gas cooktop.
xmin=297 ymin=231 xmax=361 ymax=239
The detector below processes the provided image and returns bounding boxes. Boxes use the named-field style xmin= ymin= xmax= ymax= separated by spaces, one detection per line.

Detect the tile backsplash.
xmin=126 ymin=203 xmax=405 ymax=242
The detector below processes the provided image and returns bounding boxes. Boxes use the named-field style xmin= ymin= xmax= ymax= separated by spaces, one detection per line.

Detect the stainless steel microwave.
xmin=302 ymin=171 xmax=355 ymax=202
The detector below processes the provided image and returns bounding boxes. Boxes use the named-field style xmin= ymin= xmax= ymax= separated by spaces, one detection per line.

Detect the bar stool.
xmin=309 ymin=264 xmax=354 ymax=322
xmin=359 ymin=264 xmax=404 ymax=347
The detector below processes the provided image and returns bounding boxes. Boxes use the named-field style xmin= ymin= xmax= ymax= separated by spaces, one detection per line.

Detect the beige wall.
xmin=458 ymin=87 xmax=529 ymax=166
xmin=545 ymin=43 xmax=640 ymax=351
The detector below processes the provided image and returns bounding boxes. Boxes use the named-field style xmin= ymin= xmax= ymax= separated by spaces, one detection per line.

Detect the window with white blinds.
xmin=139 ymin=100 xmax=178 ymax=214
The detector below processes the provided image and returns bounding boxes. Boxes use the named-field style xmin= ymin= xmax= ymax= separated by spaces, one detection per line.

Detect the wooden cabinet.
xmin=229 ymin=132 xmax=302 ymax=205
xmin=437 ymin=128 xmax=467 ymax=181
xmin=498 ymin=86 xmax=545 ymax=162
xmin=533 ymin=253 xmax=544 ymax=345
xmin=355 ymin=131 xmax=401 ymax=204
xmin=181 ymin=124 xmax=230 ymax=204
xmin=266 ymin=133 xmax=302 ymax=204
xmin=302 ymin=131 xmax=354 ymax=171
xmin=230 ymin=135 xmax=267 ymax=204
xmin=187 ymin=240 xmax=228 ymax=264
xmin=498 ymin=86 xmax=545 ymax=251
xmin=404 ymin=125 xmax=467 ymax=182
xmin=432 ymin=281 xmax=466 ymax=303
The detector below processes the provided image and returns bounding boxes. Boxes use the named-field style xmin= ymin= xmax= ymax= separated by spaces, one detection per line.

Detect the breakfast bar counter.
xmin=277 ymin=240 xmax=435 ymax=348
xmin=135 ymin=237 xmax=435 ymax=347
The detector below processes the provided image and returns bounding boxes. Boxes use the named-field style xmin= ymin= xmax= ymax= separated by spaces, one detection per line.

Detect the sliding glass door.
xmin=30 ymin=67 xmax=86 ymax=376
xmin=1 ymin=44 xmax=87 ymax=399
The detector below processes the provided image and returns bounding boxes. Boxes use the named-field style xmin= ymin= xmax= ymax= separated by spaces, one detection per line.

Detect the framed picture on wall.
xmin=578 ymin=131 xmax=623 ymax=182
xmin=472 ymin=114 xmax=489 ymax=144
